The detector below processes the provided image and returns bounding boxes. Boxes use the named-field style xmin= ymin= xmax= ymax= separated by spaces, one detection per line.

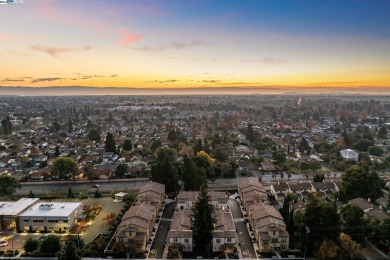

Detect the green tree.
xmin=23 ymin=238 xmax=39 ymax=255
xmin=354 ymin=138 xmax=374 ymax=152
xmin=58 ymin=240 xmax=80 ymax=260
xmin=28 ymin=190 xmax=36 ymax=198
xmin=151 ymin=148 xmax=178 ymax=193
xmin=1 ymin=116 xmax=12 ymax=136
xmin=85 ymin=164 xmax=98 ymax=182
xmin=191 ymin=186 xmax=216 ymax=257
xmin=51 ymin=157 xmax=78 ymax=181
xmin=54 ymin=146 xmax=61 ymax=157
xmin=87 ymin=129 xmax=101 ymax=143
xmin=182 ymin=155 xmax=196 ymax=191
xmin=115 ymin=164 xmax=128 ymax=178
xmin=67 ymin=187 xmax=74 ymax=198
xmin=122 ymin=139 xmax=132 ymax=151
xmin=104 ymin=132 xmax=116 ymax=153
xmin=341 ymin=204 xmax=365 ymax=243
xmin=94 ymin=188 xmax=102 ymax=198
xmin=368 ymin=146 xmax=383 ymax=156
xmin=298 ymin=137 xmax=310 ymax=154
xmin=378 ymin=125 xmax=388 ymax=139
xmin=339 ymin=166 xmax=383 ymax=201
xmin=0 ymin=175 xmax=21 ymax=198
xmin=67 ymin=118 xmax=73 ymax=133
xmin=39 ymin=235 xmax=61 ymax=255
xmin=303 ymin=195 xmax=340 ymax=256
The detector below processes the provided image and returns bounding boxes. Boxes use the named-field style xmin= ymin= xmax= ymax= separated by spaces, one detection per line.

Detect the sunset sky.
xmin=1 ymin=0 xmax=390 ymax=90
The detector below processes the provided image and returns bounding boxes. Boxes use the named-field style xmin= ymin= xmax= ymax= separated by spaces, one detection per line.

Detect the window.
xmin=174 ymin=237 xmax=178 ymax=242
xmin=273 ymin=231 xmax=275 ymax=235
xmin=271 ymin=238 xmax=278 ymax=244
xmin=281 ymin=237 xmax=286 ymax=243
xmin=216 ymin=239 xmax=221 ymax=243
xmin=63 ymin=220 xmax=68 ymax=223
xmin=184 ymin=239 xmax=189 ymax=243
xmin=263 ymin=240 xmax=269 ymax=245
xmin=63 ymin=227 xmax=68 ymax=230
xmin=48 ymin=220 xmax=58 ymax=223
xmin=227 ymin=238 xmax=232 ymax=242
xmin=23 ymin=220 xmax=29 ymax=223
xmin=281 ymin=245 xmax=286 ymax=250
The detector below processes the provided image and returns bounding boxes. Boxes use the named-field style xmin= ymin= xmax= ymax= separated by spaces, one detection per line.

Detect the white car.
xmin=92 ymin=184 xmax=100 ymax=188
xmin=0 ymin=240 xmax=8 ymax=247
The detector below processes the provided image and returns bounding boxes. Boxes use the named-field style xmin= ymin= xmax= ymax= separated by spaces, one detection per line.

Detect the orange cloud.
xmin=120 ymin=29 xmax=142 ymax=46
xmin=31 ymin=45 xmax=91 ymax=58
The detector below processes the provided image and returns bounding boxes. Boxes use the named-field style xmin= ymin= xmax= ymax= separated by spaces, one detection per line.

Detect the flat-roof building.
xmin=0 ymin=198 xmax=39 ymax=231
xmin=18 ymin=202 xmax=83 ymax=233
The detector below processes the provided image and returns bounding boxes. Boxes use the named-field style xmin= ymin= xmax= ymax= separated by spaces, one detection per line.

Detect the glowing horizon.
xmin=1 ymin=0 xmax=390 ymax=91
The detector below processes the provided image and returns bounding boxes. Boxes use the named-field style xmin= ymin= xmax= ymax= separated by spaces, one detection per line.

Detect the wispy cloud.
xmin=31 ymin=45 xmax=91 ymax=58
xmin=120 ymin=29 xmax=142 ymax=46
xmin=31 ymin=77 xmax=63 ymax=83
xmin=29 ymin=74 xmax=119 ymax=84
xmin=2 ymin=78 xmax=26 ymax=82
xmin=134 ymin=41 xmax=209 ymax=52
xmin=0 ymin=33 xmax=21 ymax=41
xmin=145 ymin=79 xmax=179 ymax=84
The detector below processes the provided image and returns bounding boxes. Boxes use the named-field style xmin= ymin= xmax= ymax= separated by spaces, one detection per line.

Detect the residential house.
xmin=168 ymin=210 xmax=193 ymax=254
xmin=260 ymin=160 xmax=276 ymax=175
xmin=340 ymin=149 xmax=359 ymax=162
xmin=349 ymin=197 xmax=388 ymax=222
xmin=248 ymin=202 xmax=289 ymax=252
xmin=209 ymin=191 xmax=228 ymax=211
xmin=212 ymin=211 xmax=236 ymax=252
xmin=115 ymin=202 xmax=157 ymax=254
xmin=177 ymin=191 xmax=199 ymax=211
xmin=136 ymin=182 xmax=165 ymax=211
xmin=270 ymin=183 xmax=289 ymax=202
xmin=238 ymin=178 xmax=268 ymax=212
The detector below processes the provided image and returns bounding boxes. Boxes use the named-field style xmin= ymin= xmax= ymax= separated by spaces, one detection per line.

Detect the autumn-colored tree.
xmin=339 ymin=233 xmax=362 ymax=259
xmin=196 ymin=151 xmax=215 ymax=166
xmin=103 ymin=212 xmax=116 ymax=225
xmin=315 ymin=240 xmax=338 ymax=260
xmin=31 ymin=145 xmax=40 ymax=155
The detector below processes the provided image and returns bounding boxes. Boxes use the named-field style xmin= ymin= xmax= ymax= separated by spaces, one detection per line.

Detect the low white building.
xmin=340 ymin=149 xmax=359 ymax=162
xmin=18 ymin=202 xmax=83 ymax=233
xmin=0 ymin=198 xmax=39 ymax=231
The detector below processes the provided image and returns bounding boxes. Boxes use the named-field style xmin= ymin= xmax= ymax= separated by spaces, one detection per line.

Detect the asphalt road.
xmin=228 ymin=199 xmax=257 ymax=259
xmin=17 ymin=179 xmax=150 ymax=197
xmin=149 ymin=201 xmax=177 ymax=259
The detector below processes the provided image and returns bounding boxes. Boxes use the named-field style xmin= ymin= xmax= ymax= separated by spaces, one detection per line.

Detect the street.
xmin=228 ymin=199 xmax=257 ymax=259
xmin=149 ymin=201 xmax=177 ymax=259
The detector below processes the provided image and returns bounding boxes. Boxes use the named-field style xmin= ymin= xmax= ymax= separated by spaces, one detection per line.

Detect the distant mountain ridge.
xmin=0 ymin=86 xmax=389 ymax=96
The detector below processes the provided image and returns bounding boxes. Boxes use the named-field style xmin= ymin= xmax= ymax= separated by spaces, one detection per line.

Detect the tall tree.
xmin=54 ymin=145 xmax=61 ymax=157
xmin=87 ymin=129 xmax=101 ymax=143
xmin=67 ymin=187 xmax=75 ymax=198
xmin=0 ymin=175 xmax=21 ymax=198
xmin=303 ymin=195 xmax=340 ymax=256
xmin=378 ymin=125 xmax=388 ymax=139
xmin=191 ymin=186 xmax=216 ymax=257
xmin=104 ymin=132 xmax=116 ymax=153
xmin=122 ymin=139 xmax=132 ymax=151
xmin=67 ymin=118 xmax=73 ymax=133
xmin=182 ymin=155 xmax=196 ymax=191
xmin=1 ymin=116 xmax=12 ymax=136
xmin=341 ymin=204 xmax=364 ymax=243
xmin=28 ymin=190 xmax=36 ymax=198
xmin=58 ymin=240 xmax=81 ymax=260
xmin=39 ymin=235 xmax=61 ymax=255
xmin=23 ymin=238 xmax=39 ymax=255
xmin=339 ymin=166 xmax=383 ymax=201
xmin=339 ymin=233 xmax=362 ymax=259
xmin=151 ymin=148 xmax=178 ymax=193
xmin=50 ymin=157 xmax=78 ymax=181
xmin=115 ymin=164 xmax=128 ymax=178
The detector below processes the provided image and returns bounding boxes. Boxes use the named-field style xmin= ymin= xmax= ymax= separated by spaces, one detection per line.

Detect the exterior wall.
xmin=212 ymin=237 xmax=235 ymax=252
xmin=257 ymin=228 xmax=289 ymax=252
xmin=18 ymin=204 xmax=82 ymax=233
xmin=169 ymin=237 xmax=193 ymax=251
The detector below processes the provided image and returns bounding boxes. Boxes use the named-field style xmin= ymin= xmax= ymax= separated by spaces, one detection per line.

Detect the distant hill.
xmin=0 ymin=86 xmax=388 ymax=96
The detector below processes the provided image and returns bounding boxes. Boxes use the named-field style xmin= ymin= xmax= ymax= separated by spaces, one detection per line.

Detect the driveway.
xmin=149 ymin=201 xmax=177 ymax=259
xmin=228 ymin=199 xmax=257 ymax=259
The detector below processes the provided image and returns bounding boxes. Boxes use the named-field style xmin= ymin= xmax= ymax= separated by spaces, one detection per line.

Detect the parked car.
xmin=0 ymin=240 xmax=8 ymax=247
xmin=92 ymin=184 xmax=100 ymax=188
